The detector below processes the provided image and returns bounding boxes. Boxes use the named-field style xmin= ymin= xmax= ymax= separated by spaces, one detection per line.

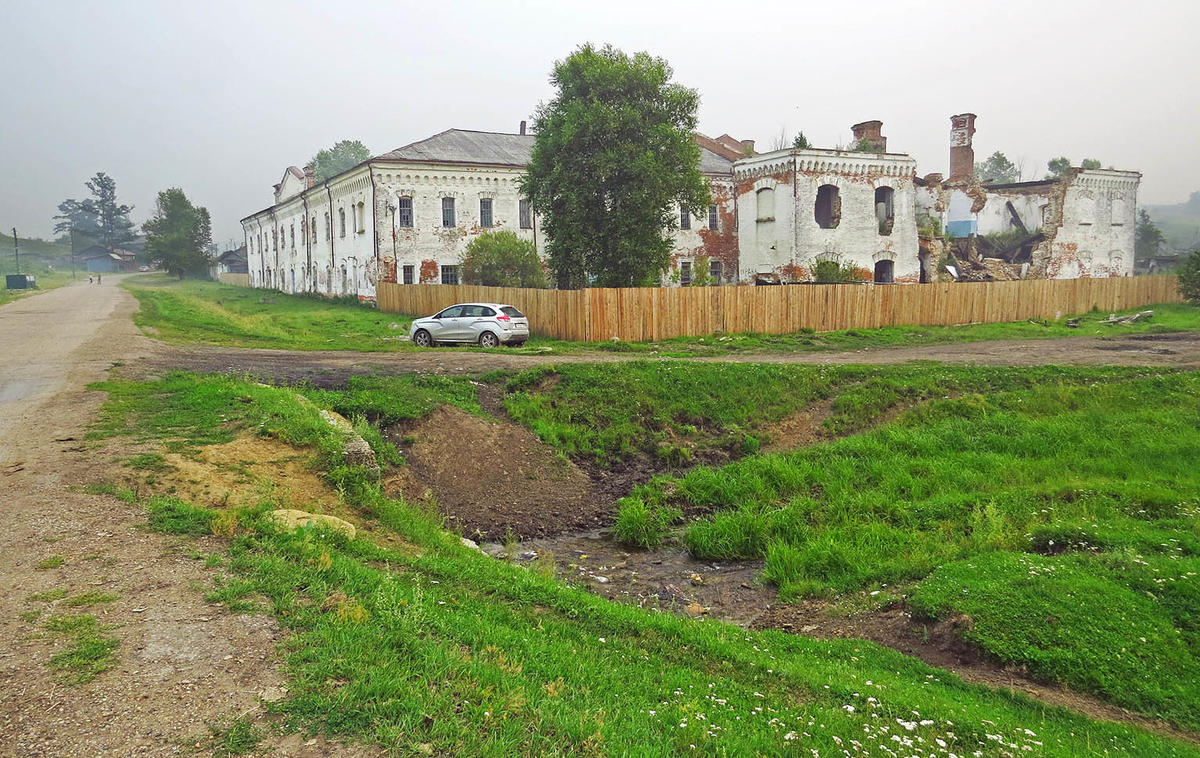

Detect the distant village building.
xmin=77 ymin=244 xmax=138 ymax=273
xmin=242 ymin=113 xmax=1142 ymax=299
xmin=215 ymin=246 xmax=248 ymax=274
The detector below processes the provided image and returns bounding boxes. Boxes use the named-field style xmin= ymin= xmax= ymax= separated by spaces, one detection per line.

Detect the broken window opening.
xmin=873 ymin=259 xmax=894 ymax=284
xmin=815 ymin=185 xmax=841 ymax=229
xmin=875 ymin=186 xmax=894 ymax=235
xmin=480 ymin=198 xmax=494 ymax=228
xmin=519 ymin=199 xmax=532 ymax=229
xmin=442 ymin=197 xmax=456 ymax=228
xmin=709 ymin=258 xmax=723 ymax=284
xmin=397 ymin=197 xmax=413 ymax=228
xmin=679 ymin=261 xmax=692 ymax=286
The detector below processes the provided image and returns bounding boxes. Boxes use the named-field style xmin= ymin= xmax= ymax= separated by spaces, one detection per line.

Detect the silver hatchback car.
xmin=409 ymin=302 xmax=530 ymax=348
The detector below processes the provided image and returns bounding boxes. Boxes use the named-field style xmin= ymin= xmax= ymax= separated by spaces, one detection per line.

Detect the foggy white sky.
xmin=2 ymin=0 xmax=1197 ymax=248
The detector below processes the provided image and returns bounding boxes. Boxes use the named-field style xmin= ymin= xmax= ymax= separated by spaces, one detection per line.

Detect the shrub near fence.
xmin=377 ymin=276 xmax=1183 ymax=342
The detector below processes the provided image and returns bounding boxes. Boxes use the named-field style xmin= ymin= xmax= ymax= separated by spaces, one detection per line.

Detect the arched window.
xmin=357 ymin=201 xmax=366 ymax=233
xmin=311 ymin=216 xmax=317 ymax=244
xmin=324 ymin=212 xmax=331 ymax=240
xmin=341 ymin=265 xmax=348 ymax=293
xmin=873 ymin=259 xmax=894 ymax=284
xmin=339 ymin=208 xmax=346 ymax=238
xmin=815 ymin=185 xmax=840 ymax=229
xmin=756 ymin=188 xmax=775 ymax=221
xmin=290 ymin=223 xmax=294 ymax=247
xmin=875 ymin=187 xmax=894 ymax=235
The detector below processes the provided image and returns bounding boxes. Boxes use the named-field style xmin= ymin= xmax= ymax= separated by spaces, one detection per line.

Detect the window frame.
xmin=707 ymin=205 xmax=719 ymax=230
xmin=440 ymin=264 xmax=459 ymax=285
xmin=680 ymin=207 xmax=691 ymax=230
xmin=402 ymin=264 xmax=414 ymax=285
xmin=479 ymin=198 xmax=494 ymax=228
xmin=397 ymin=197 xmax=413 ymax=228
xmin=519 ymin=199 xmax=532 ymax=229
xmin=442 ymin=197 xmax=456 ymax=228
xmin=679 ymin=260 xmax=692 ymax=286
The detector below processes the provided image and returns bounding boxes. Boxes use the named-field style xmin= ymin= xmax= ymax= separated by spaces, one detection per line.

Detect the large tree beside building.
xmin=309 ymin=140 xmax=371 ymax=182
xmin=52 ymin=172 xmax=137 ymax=249
xmin=142 ymin=188 xmax=212 ymax=278
xmin=522 ymin=44 xmax=711 ymax=288
xmin=1135 ymin=209 xmax=1167 ymax=261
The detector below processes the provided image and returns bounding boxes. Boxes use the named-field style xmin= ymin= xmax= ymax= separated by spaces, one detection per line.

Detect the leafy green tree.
xmin=975 ymin=152 xmax=1019 ymax=183
xmin=1047 ymin=156 xmax=1072 ymax=178
xmin=792 ymin=132 xmax=810 ymax=149
xmin=459 ymin=230 xmax=548 ymax=288
xmin=852 ymin=136 xmax=883 ymax=154
xmin=1081 ymin=158 xmax=1102 ymax=170
xmin=142 ymin=188 xmax=212 ymax=278
xmin=309 ymin=140 xmax=371 ymax=182
xmin=522 ymin=44 xmax=711 ymax=289
xmin=1178 ymin=248 xmax=1200 ymax=304
xmin=52 ymin=172 xmax=137 ymax=249
xmin=1135 ymin=209 xmax=1167 ymax=261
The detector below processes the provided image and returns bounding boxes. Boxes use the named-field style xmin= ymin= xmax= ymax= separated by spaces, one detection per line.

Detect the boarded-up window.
xmin=1110 ymin=198 xmax=1126 ymax=225
xmin=1078 ymin=197 xmax=1095 ymax=225
xmin=756 ymin=188 xmax=775 ymax=221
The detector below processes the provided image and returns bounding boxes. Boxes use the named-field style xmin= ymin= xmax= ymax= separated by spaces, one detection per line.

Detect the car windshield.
xmin=501 ymin=306 xmax=524 ymax=318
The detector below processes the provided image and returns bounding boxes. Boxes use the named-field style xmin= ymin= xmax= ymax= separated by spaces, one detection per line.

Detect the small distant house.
xmin=77 ymin=244 xmax=138 ymax=272
xmin=216 ymin=246 xmax=248 ymax=274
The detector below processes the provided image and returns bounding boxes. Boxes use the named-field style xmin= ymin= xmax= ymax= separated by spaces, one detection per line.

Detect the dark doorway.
xmin=874 ymin=259 xmax=894 ymax=284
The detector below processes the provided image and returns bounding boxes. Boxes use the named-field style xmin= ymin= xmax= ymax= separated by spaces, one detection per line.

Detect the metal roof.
xmin=376 ymin=129 xmax=534 ymax=166
xmin=375 ymin=128 xmax=734 ymax=175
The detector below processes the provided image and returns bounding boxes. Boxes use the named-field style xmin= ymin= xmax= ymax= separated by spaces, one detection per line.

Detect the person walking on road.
xmin=97 ymin=274 xmax=102 ymax=284
xmin=88 ymin=275 xmax=93 ymax=284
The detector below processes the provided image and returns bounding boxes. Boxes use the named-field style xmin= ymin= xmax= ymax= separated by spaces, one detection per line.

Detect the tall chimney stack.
xmin=519 ymin=120 xmax=527 ymax=136
xmin=948 ymin=113 xmax=976 ymax=182
xmin=851 ymin=120 xmax=886 ymax=152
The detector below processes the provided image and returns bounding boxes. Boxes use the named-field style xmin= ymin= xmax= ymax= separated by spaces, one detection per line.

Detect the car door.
xmin=461 ymin=305 xmax=491 ymax=342
xmin=429 ymin=305 xmax=464 ymax=341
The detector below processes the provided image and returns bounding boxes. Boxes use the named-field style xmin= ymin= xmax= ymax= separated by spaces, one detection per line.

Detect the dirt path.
xmin=0 ymin=280 xmax=371 ymax=757
xmin=147 ymin=331 xmax=1200 ymax=384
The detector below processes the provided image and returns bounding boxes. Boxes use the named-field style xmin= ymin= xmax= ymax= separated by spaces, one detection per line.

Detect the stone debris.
xmin=270 ymin=509 xmax=357 ymax=539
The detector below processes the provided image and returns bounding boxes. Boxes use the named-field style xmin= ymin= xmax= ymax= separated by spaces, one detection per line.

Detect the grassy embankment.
xmin=122 ymin=274 xmax=1200 ymax=354
xmin=71 ymin=368 xmax=1200 ymax=756
xmin=0 ymin=236 xmax=83 ymax=305
xmin=500 ymin=361 xmax=1200 ymax=730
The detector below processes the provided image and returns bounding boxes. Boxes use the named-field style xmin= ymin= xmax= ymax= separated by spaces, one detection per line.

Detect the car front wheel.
xmin=414 ymin=329 xmax=434 ymax=348
xmin=479 ymin=331 xmax=499 ymax=348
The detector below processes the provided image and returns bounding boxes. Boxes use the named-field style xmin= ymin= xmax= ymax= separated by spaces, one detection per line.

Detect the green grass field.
xmin=0 ymin=258 xmax=84 ymax=306
xmin=122 ymin=275 xmax=1200 ymax=355
xmin=601 ymin=368 xmax=1200 ymax=729
xmin=87 ymin=369 xmax=1200 ymax=756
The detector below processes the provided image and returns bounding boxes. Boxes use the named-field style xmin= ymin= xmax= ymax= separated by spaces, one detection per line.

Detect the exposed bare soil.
xmin=386 ymin=403 xmax=602 ymax=541
xmin=145 ymin=330 xmax=1200 ymax=384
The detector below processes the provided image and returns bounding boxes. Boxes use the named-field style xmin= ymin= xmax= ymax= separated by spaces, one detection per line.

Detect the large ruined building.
xmin=242 ymin=114 xmax=1139 ymax=299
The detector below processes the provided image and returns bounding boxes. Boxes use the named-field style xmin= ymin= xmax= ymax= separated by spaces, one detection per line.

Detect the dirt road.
xmin=0 ymin=281 xmax=366 ymax=757
xmin=149 ymin=330 xmax=1200 ymax=385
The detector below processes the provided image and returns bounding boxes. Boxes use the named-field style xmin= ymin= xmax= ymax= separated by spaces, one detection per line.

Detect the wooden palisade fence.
xmin=377 ymin=276 xmax=1183 ymax=343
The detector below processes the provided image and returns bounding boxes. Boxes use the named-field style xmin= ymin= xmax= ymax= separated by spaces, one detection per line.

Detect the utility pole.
xmin=70 ymin=226 xmax=76 ymax=279
xmin=12 ymin=227 xmax=19 ymax=275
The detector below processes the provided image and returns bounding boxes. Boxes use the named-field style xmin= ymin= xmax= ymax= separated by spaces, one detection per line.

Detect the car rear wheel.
xmin=479 ymin=331 xmax=499 ymax=348
xmin=414 ymin=329 xmax=434 ymax=348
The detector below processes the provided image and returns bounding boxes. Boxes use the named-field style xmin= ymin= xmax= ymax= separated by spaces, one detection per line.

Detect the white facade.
xmin=734 ymin=148 xmax=920 ymax=283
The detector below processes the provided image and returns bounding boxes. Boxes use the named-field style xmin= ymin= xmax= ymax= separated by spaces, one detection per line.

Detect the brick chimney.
xmin=520 ymin=120 xmax=527 ymax=136
xmin=303 ymin=164 xmax=316 ymax=189
xmin=851 ymin=120 xmax=886 ymax=152
xmin=740 ymin=139 xmax=755 ymax=155
xmin=948 ymin=113 xmax=977 ymax=182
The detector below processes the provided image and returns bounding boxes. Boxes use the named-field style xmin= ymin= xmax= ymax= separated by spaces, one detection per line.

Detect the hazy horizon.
xmin=3 ymin=0 xmax=1197 ymax=248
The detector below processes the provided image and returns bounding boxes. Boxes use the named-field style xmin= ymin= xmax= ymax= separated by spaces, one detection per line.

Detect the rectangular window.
xmin=357 ymin=201 xmax=366 ymax=233
xmin=680 ymin=261 xmax=692 ymax=286
xmin=709 ymin=259 xmax=722 ymax=283
xmin=480 ymin=198 xmax=493 ymax=227
xmin=442 ymin=197 xmax=456 ymax=227
xmin=397 ymin=197 xmax=413 ymax=227
xmin=440 ymin=264 xmax=459 ymax=285
xmin=402 ymin=264 xmax=414 ymax=285
xmin=519 ymin=199 xmax=532 ymax=229
xmin=708 ymin=204 xmax=719 ymax=230
xmin=680 ymin=208 xmax=690 ymax=230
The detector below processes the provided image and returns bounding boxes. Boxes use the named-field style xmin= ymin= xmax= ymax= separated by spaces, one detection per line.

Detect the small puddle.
xmin=481 ymin=529 xmax=776 ymax=627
